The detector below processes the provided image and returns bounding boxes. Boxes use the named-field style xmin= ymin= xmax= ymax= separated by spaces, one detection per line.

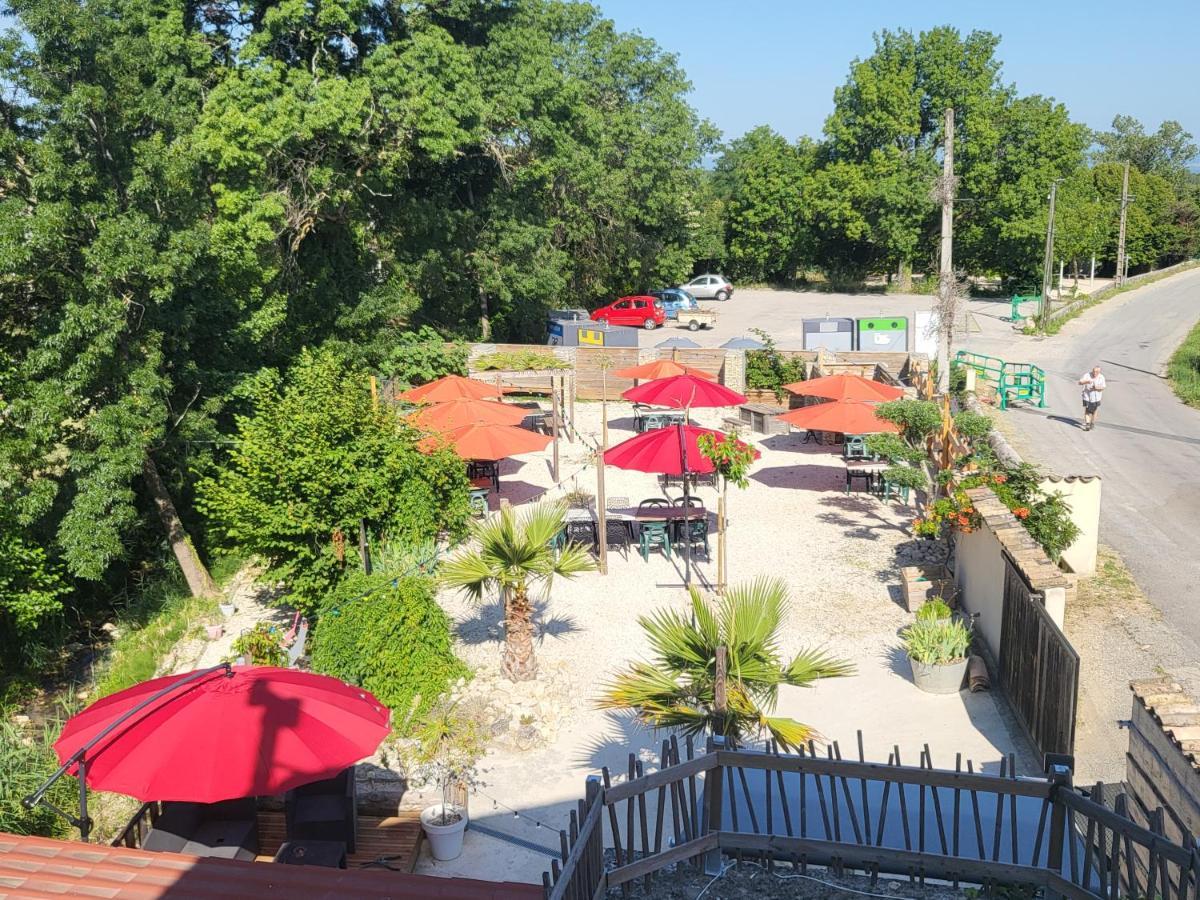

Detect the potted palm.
xmin=598 ymin=577 xmax=854 ymax=750
xmin=903 ymin=604 xmax=972 ymax=694
xmin=405 ymin=701 xmax=487 ymax=861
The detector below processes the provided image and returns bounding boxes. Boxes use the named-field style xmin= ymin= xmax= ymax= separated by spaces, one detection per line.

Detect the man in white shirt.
xmin=1078 ymin=365 xmax=1106 ymax=431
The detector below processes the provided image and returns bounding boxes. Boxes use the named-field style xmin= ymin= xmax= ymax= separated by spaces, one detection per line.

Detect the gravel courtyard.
xmin=415 ymin=399 xmax=1033 ymax=884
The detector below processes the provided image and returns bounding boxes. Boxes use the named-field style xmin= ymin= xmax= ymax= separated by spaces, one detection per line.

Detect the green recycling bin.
xmin=856 ymin=317 xmax=908 ymax=352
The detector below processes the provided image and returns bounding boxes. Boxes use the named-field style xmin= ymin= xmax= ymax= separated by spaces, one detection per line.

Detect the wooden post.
xmin=714 ymin=646 xmax=728 ymax=737
xmin=359 ymin=519 xmax=372 ymax=575
xmin=369 ymin=375 xmax=378 ymax=410
xmin=597 ymin=452 xmax=608 ymax=575
xmin=936 ymin=107 xmax=955 ymax=394
xmin=1115 ymin=160 xmax=1130 ymax=286
xmin=552 ymin=376 xmax=561 ymax=483
xmin=495 ymin=372 xmax=503 ymax=402
xmin=717 ymin=489 xmax=727 ymax=594
xmin=702 ymin=734 xmax=725 ymax=874
xmin=568 ymin=373 xmax=576 ymax=443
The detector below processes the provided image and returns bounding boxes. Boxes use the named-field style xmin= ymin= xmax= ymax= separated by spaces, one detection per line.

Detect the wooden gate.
xmin=998 ymin=554 xmax=1080 ymax=758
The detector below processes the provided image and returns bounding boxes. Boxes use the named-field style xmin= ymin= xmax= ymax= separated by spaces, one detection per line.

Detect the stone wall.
xmin=954 ymin=486 xmax=1073 ymax=659
xmin=1125 ymin=677 xmax=1200 ymax=847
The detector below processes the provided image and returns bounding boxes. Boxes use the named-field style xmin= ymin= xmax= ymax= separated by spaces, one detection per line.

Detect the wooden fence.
xmin=1000 ymin=555 xmax=1080 ymax=758
xmin=544 ymin=740 xmax=1200 ymax=900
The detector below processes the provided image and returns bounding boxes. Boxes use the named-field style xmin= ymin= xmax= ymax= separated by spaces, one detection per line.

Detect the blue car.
xmin=649 ymin=288 xmax=698 ymax=320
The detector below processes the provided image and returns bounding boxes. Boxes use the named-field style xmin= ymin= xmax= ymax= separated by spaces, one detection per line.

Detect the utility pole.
xmin=935 ymin=107 xmax=955 ymax=394
xmin=1115 ymin=160 xmax=1130 ymax=286
xmin=1039 ymin=180 xmax=1058 ymax=322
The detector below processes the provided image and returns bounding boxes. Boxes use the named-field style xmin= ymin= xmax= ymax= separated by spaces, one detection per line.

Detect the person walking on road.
xmin=1078 ymin=365 xmax=1106 ymax=431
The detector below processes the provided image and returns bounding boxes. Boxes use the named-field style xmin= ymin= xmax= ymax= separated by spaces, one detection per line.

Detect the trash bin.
xmin=856 ymin=317 xmax=908 ymax=352
xmin=802 ymin=317 xmax=856 ymax=351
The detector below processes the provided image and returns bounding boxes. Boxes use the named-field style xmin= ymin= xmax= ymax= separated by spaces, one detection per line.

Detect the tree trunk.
xmin=897 ymin=259 xmax=913 ymax=292
xmin=143 ymin=455 xmax=216 ymax=597
xmin=502 ymin=584 xmax=538 ymax=681
xmin=479 ymin=289 xmax=491 ymax=342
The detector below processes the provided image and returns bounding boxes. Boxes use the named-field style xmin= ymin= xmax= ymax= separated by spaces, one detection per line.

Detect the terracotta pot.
xmin=205 ymin=624 xmax=224 ymax=640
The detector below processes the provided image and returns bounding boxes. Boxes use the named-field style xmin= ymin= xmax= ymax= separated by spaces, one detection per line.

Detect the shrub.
xmin=380 ymin=326 xmax=468 ymax=387
xmin=474 ymin=350 xmax=570 ymax=371
xmin=903 ymin=617 xmax=972 ymax=665
xmin=744 ymin=329 xmax=806 ymax=400
xmin=953 ymin=410 xmax=993 ymax=442
xmin=231 ymin=622 xmax=287 ymax=667
xmin=915 ymin=598 xmax=952 ymax=621
xmin=198 ymin=349 xmax=470 ymax=613
xmin=958 ymin=465 xmax=1081 ymax=562
xmin=311 ymin=573 xmax=468 ymax=731
xmin=874 ymin=399 xmax=942 ymax=442
xmin=0 ymin=718 xmax=74 ymax=837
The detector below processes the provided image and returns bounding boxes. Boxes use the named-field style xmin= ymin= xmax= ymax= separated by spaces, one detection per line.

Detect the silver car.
xmin=682 ymin=274 xmax=734 ymax=301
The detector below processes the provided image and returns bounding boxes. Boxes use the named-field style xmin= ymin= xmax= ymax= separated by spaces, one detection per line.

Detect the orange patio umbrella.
xmin=612 ymin=359 xmax=716 ymax=382
xmin=776 ymin=400 xmax=900 ymax=434
xmin=783 ymin=374 xmax=903 ymax=403
xmin=410 ymin=398 xmax=528 ymax=431
xmin=398 ymin=374 xmax=503 ymax=403
xmin=422 ymin=423 xmax=552 ymax=461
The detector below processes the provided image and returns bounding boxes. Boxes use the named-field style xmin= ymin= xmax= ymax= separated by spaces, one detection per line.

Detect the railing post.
xmin=1044 ymin=754 xmax=1074 ymax=899
xmin=703 ymin=735 xmax=725 ymax=875
xmin=586 ymin=775 xmax=604 ymax=898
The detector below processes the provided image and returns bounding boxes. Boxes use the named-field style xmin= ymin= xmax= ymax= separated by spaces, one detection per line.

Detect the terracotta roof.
xmin=0 ymin=832 xmax=542 ymax=900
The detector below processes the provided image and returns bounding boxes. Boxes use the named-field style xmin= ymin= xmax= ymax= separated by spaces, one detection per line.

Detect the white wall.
xmin=954 ymin=528 xmax=1007 ymax=659
xmin=1040 ymin=476 xmax=1101 ymax=576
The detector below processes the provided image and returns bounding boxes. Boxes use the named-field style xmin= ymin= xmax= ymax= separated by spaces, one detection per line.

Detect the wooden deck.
xmin=254 ymin=809 xmax=423 ymax=871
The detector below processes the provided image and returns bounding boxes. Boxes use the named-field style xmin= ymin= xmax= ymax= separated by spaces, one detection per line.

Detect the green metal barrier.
xmin=1008 ymin=295 xmax=1040 ymax=322
xmin=954 ymin=351 xmax=1046 ymax=410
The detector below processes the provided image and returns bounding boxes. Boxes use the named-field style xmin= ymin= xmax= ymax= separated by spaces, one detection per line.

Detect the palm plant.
xmin=598 ymin=577 xmax=854 ymax=750
xmin=440 ymin=501 xmax=595 ymax=681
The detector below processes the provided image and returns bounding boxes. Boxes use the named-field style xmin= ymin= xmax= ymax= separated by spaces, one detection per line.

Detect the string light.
xmin=475 ymin=788 xmax=550 ymax=830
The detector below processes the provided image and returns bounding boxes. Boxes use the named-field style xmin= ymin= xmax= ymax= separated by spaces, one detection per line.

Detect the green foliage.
xmin=902 ymin=616 xmax=972 ymax=665
xmin=198 ymin=350 xmax=470 ymax=612
xmin=312 ymin=573 xmax=467 ymax=731
xmin=1094 ymin=115 xmax=1198 ymax=189
xmin=1168 ymin=318 xmax=1200 ymax=409
xmin=874 ymin=399 xmax=942 ymax=441
xmin=916 ymin=598 xmax=953 ymax=621
xmin=231 ymin=623 xmax=287 ymax=668
xmin=882 ymin=465 xmax=927 ymax=491
xmin=473 ymin=350 xmax=571 ymax=372
xmin=0 ymin=505 xmax=69 ymax=669
xmin=598 ymin=578 xmax=854 ymax=751
xmin=958 ymin=465 xmax=1081 ymax=562
xmin=0 ymin=718 xmax=75 ymax=837
xmin=371 ymin=538 xmax=441 ymax=579
xmin=865 ymin=432 xmax=924 ymax=465
xmin=399 ymin=698 xmax=488 ymax=823
xmin=697 ymin=432 xmax=757 ymax=489
xmin=743 ymin=329 xmax=807 ymax=399
xmin=379 ymin=327 xmax=468 ymax=387
xmin=953 ymin=410 xmax=993 ymax=441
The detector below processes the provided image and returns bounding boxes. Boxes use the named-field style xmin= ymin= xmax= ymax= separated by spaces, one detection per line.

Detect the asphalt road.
xmin=968 ymin=269 xmax=1200 ymax=640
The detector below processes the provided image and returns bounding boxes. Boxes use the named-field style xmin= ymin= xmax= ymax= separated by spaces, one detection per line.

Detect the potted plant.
xmin=219 ymin=600 xmax=236 ymax=618
xmin=902 ymin=605 xmax=971 ymax=695
xmin=405 ymin=701 xmax=487 ymax=861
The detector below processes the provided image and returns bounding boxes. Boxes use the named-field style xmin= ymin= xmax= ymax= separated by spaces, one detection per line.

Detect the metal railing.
xmin=544 ymin=736 xmax=1200 ymax=900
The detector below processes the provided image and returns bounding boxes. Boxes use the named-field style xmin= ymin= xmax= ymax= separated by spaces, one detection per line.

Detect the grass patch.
xmin=91 ymin=554 xmax=243 ymax=700
xmin=1073 ymin=545 xmax=1154 ymax=615
xmin=0 ymin=715 xmax=76 ymax=838
xmin=1167 ymin=318 xmax=1200 ymax=409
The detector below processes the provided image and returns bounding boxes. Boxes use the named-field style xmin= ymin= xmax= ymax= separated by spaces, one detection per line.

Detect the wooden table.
xmin=843 ymin=460 xmax=888 ymax=495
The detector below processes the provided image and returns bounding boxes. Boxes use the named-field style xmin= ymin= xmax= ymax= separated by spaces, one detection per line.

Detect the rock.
xmin=100 ymin=622 xmax=120 ymax=637
xmin=11 ymin=714 xmax=30 ymax=726
xmin=75 ymin=690 xmax=89 ymax=700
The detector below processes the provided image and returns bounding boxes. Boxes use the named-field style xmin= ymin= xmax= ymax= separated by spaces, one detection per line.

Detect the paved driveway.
xmin=964 ymin=269 xmax=1200 ymax=640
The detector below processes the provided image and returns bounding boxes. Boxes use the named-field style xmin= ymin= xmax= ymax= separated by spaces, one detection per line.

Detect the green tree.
xmin=598 ymin=578 xmax=854 ymax=750
xmin=1094 ymin=115 xmax=1198 ymax=189
xmin=197 ymin=349 xmax=470 ymax=612
xmin=440 ymin=502 xmax=594 ymax=682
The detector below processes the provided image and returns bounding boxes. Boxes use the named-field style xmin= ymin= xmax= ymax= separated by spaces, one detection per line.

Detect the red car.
xmin=590 ymin=295 xmax=665 ymax=330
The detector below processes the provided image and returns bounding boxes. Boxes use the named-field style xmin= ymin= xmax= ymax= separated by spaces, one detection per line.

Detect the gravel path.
xmin=418 ymin=400 xmax=1030 ymax=884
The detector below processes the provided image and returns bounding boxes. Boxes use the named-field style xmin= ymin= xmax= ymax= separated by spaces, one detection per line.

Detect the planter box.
xmin=910 ymin=657 xmax=968 ymax=694
xmin=900 ymin=564 xmax=955 ymax=613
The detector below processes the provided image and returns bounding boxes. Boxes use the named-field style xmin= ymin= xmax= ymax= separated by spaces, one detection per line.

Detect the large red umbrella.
xmin=604 ymin=424 xmax=757 ymax=475
xmin=399 ymin=374 xmax=502 ymax=403
xmin=423 ymin=422 xmax=552 ymax=461
xmin=52 ymin=665 xmax=389 ymax=804
xmin=411 ymin=397 xmax=528 ymax=431
xmin=612 ymin=360 xmax=716 ymax=382
xmin=777 ymin=400 xmax=900 ymax=434
xmin=622 ymin=374 xmax=746 ymax=409
xmin=783 ymin=374 xmax=903 ymax=403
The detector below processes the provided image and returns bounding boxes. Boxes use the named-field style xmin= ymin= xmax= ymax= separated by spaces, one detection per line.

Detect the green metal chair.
xmin=674 ymin=518 xmax=710 ymax=559
xmin=878 ymin=478 xmax=910 ymax=504
xmin=639 ymin=522 xmax=672 ymax=561
xmin=843 ymin=435 xmax=870 ymax=460
xmin=469 ymin=487 xmax=489 ymax=518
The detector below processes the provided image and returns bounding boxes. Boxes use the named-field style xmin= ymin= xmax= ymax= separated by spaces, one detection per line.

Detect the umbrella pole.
xmin=677 ymin=423 xmax=692 ymax=587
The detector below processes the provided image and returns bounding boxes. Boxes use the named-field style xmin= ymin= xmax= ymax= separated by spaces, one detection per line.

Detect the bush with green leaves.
xmin=953 ymin=410 xmax=993 ymax=442
xmin=874 ymin=399 xmax=942 ymax=442
xmin=0 ymin=718 xmax=74 ymax=837
xmin=958 ymin=465 xmax=1081 ymax=562
xmin=198 ymin=350 xmax=470 ymax=613
xmin=915 ymin=598 xmax=952 ymax=621
xmin=311 ymin=573 xmax=468 ymax=731
xmin=744 ymin=329 xmax=807 ymax=400
xmin=473 ymin=350 xmax=570 ymax=371
xmin=0 ymin=508 xmax=69 ymax=670
xmin=380 ymin=327 xmax=468 ymax=387
xmin=902 ymin=616 xmax=972 ymax=665
xmin=231 ymin=622 xmax=287 ymax=667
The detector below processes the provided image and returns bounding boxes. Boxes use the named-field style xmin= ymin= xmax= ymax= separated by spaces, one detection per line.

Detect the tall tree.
xmin=1094 ymin=115 xmax=1198 ymax=189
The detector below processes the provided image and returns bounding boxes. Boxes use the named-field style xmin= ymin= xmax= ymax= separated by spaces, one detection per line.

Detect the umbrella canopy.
xmin=423 ymin=422 xmax=552 ymax=461
xmin=721 ymin=337 xmax=765 ymax=350
xmin=622 ymin=374 xmax=747 ymax=410
xmin=783 ymin=374 xmax=904 ymax=403
xmin=612 ymin=359 xmax=716 ymax=381
xmin=398 ymin=374 xmax=502 ymax=403
xmin=655 ymin=337 xmax=700 ymax=349
xmin=53 ymin=666 xmax=389 ymax=803
xmin=605 ymin=424 xmax=758 ymax=476
xmin=411 ymin=397 xmax=528 ymax=431
xmin=776 ymin=400 xmax=900 ymax=434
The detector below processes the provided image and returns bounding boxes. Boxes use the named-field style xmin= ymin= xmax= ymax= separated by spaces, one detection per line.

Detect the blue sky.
xmin=595 ymin=0 xmax=1200 ymax=148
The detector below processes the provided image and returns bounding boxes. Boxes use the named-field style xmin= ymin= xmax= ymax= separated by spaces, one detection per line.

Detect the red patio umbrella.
xmin=776 ymin=399 xmax=900 ymax=434
xmin=423 ymin=422 xmax=552 ymax=461
xmin=782 ymin=374 xmax=903 ymax=403
xmin=398 ymin=374 xmax=503 ymax=403
xmin=612 ymin=359 xmax=716 ymax=382
xmin=51 ymin=665 xmax=389 ymax=805
xmin=411 ymin=397 xmax=528 ymax=431
xmin=622 ymin=374 xmax=747 ymax=409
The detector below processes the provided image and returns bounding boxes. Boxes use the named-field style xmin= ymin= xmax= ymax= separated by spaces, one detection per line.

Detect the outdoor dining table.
xmin=633 ymin=407 xmax=687 ymax=433
xmin=467 ymin=459 xmax=500 ymax=491
xmin=843 ymin=459 xmax=889 ymax=495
